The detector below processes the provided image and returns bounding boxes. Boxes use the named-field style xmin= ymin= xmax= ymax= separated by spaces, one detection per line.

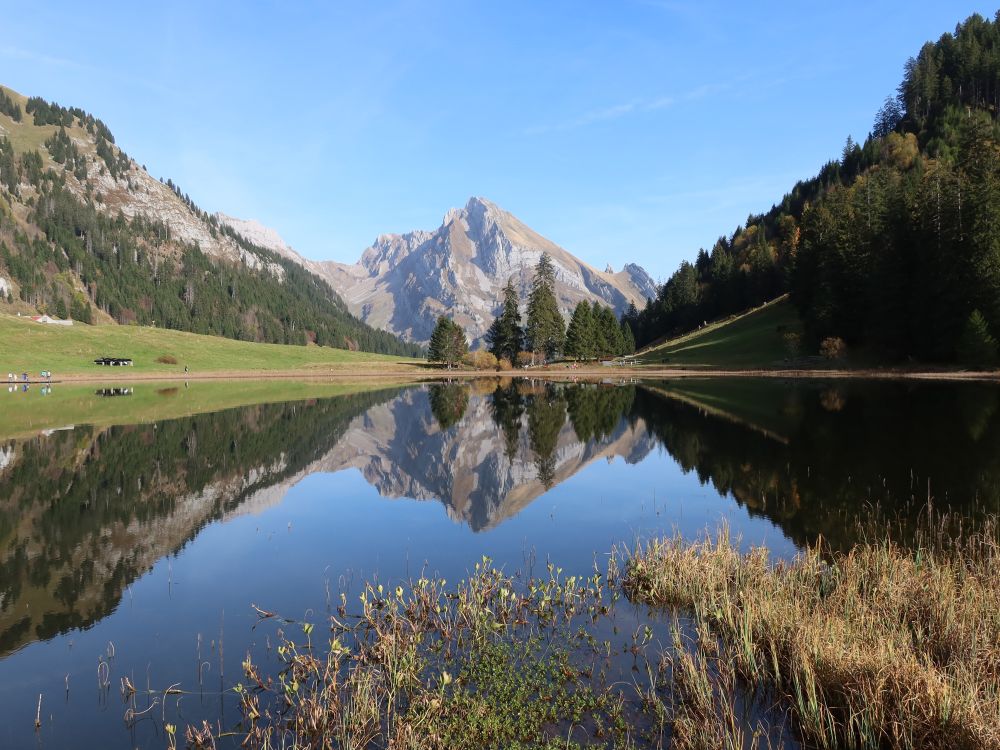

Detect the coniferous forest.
xmin=627 ymin=12 xmax=1000 ymax=365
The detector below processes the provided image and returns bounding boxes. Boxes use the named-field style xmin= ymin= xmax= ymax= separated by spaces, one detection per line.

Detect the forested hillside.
xmin=629 ymin=12 xmax=1000 ymax=365
xmin=0 ymin=87 xmax=421 ymax=356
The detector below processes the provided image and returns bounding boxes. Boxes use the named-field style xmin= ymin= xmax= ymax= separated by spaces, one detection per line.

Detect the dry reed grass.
xmin=623 ymin=516 xmax=1000 ymax=750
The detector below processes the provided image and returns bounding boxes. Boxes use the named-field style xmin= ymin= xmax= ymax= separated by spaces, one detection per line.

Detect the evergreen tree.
xmin=873 ymin=95 xmax=903 ymax=138
xmin=591 ymin=305 xmax=624 ymax=357
xmin=564 ymin=301 xmax=595 ymax=360
xmin=427 ymin=316 xmax=468 ymax=368
xmin=956 ymin=310 xmax=999 ymax=367
xmin=485 ymin=277 xmax=523 ymax=362
xmin=525 ymin=253 xmax=565 ymax=359
xmin=621 ymin=319 xmax=636 ymax=354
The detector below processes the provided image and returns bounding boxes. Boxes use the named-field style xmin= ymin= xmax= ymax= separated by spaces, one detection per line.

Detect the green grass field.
xmin=0 ymin=380 xmax=410 ymax=440
xmin=638 ymin=296 xmax=803 ymax=368
xmin=0 ymin=314 xmax=422 ymax=377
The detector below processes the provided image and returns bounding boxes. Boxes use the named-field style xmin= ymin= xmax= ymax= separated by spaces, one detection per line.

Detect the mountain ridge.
xmin=0 ymin=84 xmax=420 ymax=355
xmin=220 ymin=196 xmax=656 ymax=345
xmin=0 ymin=81 xmax=654 ymax=352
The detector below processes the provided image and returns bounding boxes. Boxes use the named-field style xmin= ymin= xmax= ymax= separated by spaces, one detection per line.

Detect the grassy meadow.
xmin=639 ymin=296 xmax=803 ymax=369
xmin=0 ymin=314 xmax=423 ymax=377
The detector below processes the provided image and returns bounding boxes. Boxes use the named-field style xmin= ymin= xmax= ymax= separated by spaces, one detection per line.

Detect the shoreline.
xmin=19 ymin=364 xmax=1000 ymax=385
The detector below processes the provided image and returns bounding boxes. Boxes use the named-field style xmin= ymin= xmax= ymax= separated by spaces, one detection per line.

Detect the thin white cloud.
xmin=522 ymin=83 xmax=719 ymax=136
xmin=0 ymin=44 xmax=84 ymax=70
xmin=0 ymin=43 xmax=178 ymax=97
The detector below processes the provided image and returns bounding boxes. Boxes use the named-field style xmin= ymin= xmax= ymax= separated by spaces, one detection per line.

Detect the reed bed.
xmin=622 ymin=518 xmax=1000 ymax=750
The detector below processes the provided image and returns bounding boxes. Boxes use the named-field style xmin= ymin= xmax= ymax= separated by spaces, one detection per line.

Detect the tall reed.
xmin=623 ymin=517 xmax=1000 ymax=750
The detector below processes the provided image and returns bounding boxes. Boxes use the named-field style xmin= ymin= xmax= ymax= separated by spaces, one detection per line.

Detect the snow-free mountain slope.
xmin=313 ymin=197 xmax=657 ymax=344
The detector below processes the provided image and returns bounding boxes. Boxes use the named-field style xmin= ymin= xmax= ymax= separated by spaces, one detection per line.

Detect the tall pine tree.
xmin=485 ymin=277 xmax=523 ymax=362
xmin=565 ymin=300 xmax=595 ymax=360
xmin=525 ymin=253 xmax=565 ymax=360
xmin=621 ymin=319 xmax=636 ymax=354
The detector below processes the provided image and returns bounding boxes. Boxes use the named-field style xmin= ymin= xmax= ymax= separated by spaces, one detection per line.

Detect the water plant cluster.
xmin=623 ymin=517 xmax=1000 ymax=749
xmin=169 ymin=556 xmax=785 ymax=749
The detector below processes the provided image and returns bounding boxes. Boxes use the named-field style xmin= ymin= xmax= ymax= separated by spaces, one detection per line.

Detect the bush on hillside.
xmin=463 ymin=350 xmax=498 ymax=371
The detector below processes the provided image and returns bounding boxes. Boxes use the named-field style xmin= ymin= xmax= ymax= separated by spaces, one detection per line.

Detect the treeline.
xmin=631 ymin=11 xmax=1000 ymax=364
xmin=0 ymin=131 xmax=421 ymax=355
xmin=428 ymin=253 xmax=635 ymax=367
xmin=0 ymin=88 xmax=22 ymax=121
xmin=24 ymin=95 xmax=114 ymax=142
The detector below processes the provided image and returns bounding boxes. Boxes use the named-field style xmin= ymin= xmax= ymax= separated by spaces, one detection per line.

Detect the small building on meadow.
xmin=30 ymin=315 xmax=73 ymax=326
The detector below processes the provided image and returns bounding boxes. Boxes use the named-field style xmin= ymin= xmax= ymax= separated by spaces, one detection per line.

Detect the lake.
xmin=1 ymin=376 xmax=998 ymax=748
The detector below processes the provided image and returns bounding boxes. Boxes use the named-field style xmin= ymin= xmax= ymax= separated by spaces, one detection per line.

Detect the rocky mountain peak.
xmin=442 ymin=196 xmax=500 ymax=229
xmin=315 ymin=196 xmax=658 ymax=345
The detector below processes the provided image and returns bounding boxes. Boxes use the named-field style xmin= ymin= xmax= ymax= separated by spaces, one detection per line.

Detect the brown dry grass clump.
xmin=623 ymin=520 xmax=1000 ymax=750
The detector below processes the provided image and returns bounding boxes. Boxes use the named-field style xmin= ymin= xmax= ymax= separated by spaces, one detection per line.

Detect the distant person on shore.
xmin=6 ymin=372 xmax=12 ymax=383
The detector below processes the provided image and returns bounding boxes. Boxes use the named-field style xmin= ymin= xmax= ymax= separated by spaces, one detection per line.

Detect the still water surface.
xmin=0 ymin=377 xmax=998 ymax=747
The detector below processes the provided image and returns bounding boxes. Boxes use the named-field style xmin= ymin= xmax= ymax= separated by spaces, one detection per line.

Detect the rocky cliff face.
xmin=316 ymin=197 xmax=657 ymax=345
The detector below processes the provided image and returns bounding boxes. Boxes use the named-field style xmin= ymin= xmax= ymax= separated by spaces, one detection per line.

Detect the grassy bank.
xmin=0 ymin=314 xmax=422 ymax=377
xmin=0 ymin=380 xmax=412 ymax=440
xmin=638 ymin=296 xmax=803 ymax=368
xmin=623 ymin=521 xmax=1000 ymax=749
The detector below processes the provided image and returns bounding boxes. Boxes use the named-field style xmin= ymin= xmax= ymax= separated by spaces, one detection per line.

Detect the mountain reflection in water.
xmin=2 ymin=378 xmax=1000 ymax=663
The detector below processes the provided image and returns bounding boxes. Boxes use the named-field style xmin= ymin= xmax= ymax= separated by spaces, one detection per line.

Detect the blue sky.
xmin=2 ymin=2 xmax=996 ymax=279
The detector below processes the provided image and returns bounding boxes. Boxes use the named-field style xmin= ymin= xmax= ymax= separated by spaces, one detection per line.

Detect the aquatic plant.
xmin=170 ymin=557 xmax=784 ymax=749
